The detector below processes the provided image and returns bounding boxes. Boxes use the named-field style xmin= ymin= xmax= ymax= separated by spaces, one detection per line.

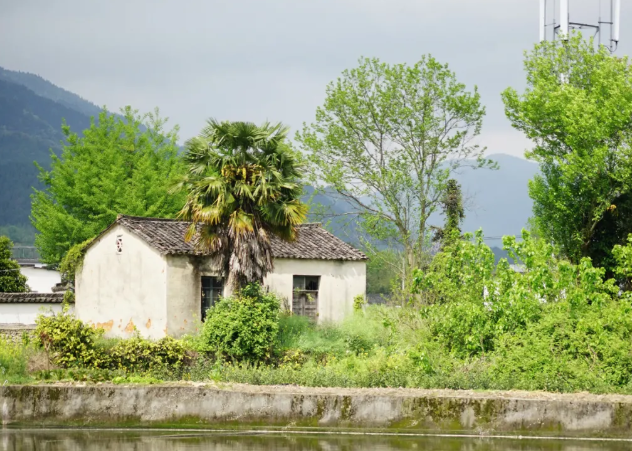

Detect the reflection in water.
xmin=1 ymin=430 xmax=630 ymax=451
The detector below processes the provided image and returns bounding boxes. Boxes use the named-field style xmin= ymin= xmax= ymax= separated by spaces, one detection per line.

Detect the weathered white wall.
xmin=77 ymin=227 xmax=366 ymax=338
xmin=165 ymin=255 xmax=225 ymax=337
xmin=264 ymin=259 xmax=366 ymax=322
xmin=76 ymin=225 xmax=167 ymax=339
xmin=19 ymin=267 xmax=61 ymax=293
xmin=0 ymin=303 xmax=73 ymax=325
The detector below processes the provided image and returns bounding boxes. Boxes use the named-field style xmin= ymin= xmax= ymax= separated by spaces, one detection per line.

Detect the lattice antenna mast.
xmin=540 ymin=0 xmax=621 ymax=53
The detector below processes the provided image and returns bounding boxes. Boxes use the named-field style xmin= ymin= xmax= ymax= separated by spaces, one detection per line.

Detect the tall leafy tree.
xmin=0 ymin=236 xmax=28 ymax=292
xmin=502 ymin=36 xmax=632 ymax=272
xmin=177 ymin=120 xmax=308 ymax=290
xmin=32 ymin=107 xmax=185 ymax=264
xmin=298 ymin=56 xmax=493 ymax=286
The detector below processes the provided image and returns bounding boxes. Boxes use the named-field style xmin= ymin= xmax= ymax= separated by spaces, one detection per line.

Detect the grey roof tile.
xmin=115 ymin=215 xmax=367 ymax=261
xmin=0 ymin=293 xmax=67 ymax=304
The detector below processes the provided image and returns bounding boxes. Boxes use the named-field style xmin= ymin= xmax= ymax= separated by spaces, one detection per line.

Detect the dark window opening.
xmin=292 ymin=275 xmax=320 ymax=320
xmin=201 ymin=276 xmax=223 ymax=321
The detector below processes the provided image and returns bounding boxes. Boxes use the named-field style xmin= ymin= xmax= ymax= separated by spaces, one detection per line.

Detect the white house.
xmin=75 ymin=215 xmax=367 ymax=339
xmin=0 ymin=293 xmax=72 ymax=327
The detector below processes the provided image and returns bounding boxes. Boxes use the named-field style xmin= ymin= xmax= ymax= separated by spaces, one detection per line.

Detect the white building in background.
xmin=19 ymin=266 xmax=61 ymax=293
xmin=0 ymin=293 xmax=72 ymax=326
xmin=75 ymin=215 xmax=367 ymax=339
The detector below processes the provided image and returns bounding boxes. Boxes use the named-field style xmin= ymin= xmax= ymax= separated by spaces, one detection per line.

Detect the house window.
xmin=292 ymin=275 xmax=320 ymax=320
xmin=201 ymin=276 xmax=223 ymax=321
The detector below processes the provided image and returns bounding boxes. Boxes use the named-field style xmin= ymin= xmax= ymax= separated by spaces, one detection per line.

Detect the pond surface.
xmin=2 ymin=430 xmax=631 ymax=451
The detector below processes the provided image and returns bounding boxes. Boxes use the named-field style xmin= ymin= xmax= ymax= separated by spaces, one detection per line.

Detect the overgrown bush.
xmin=35 ymin=309 xmax=106 ymax=368
xmin=413 ymin=230 xmax=618 ymax=357
xmin=34 ymin=309 xmax=191 ymax=372
xmin=108 ymin=335 xmax=189 ymax=371
xmin=200 ymin=283 xmax=281 ymax=362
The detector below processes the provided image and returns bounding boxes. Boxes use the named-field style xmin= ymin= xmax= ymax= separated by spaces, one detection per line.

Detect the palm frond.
xmin=179 ymin=118 xmax=306 ymax=289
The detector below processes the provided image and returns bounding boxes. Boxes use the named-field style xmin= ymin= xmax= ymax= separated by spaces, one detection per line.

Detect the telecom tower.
xmin=540 ymin=0 xmax=621 ymax=52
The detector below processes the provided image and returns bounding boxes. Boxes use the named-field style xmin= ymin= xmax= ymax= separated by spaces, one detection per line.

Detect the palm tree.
xmin=176 ymin=120 xmax=308 ymax=290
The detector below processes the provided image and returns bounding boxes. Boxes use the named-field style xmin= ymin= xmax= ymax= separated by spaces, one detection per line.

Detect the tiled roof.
xmin=0 ymin=293 xmax=68 ymax=304
xmin=115 ymin=215 xmax=367 ymax=261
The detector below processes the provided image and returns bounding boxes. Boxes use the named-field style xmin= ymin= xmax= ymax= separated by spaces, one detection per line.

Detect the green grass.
xmin=0 ymin=336 xmax=33 ymax=383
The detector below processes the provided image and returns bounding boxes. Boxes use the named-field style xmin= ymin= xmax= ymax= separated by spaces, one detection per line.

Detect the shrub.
xmin=0 ymin=336 xmax=31 ymax=383
xmin=200 ymin=283 xmax=281 ymax=362
xmin=34 ymin=309 xmax=106 ymax=368
xmin=108 ymin=335 xmax=189 ymax=371
xmin=414 ymin=230 xmax=618 ymax=357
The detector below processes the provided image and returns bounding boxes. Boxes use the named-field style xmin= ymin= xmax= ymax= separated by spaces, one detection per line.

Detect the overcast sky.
xmin=1 ymin=0 xmax=630 ymax=159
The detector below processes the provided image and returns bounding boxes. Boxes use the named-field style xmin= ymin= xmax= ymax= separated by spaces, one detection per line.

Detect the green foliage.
xmin=34 ymin=309 xmax=106 ymax=368
xmin=0 ymin=236 xmax=28 ymax=292
xmin=431 ymin=179 xmax=465 ymax=249
xmin=490 ymin=299 xmax=632 ymax=392
xmin=34 ymin=310 xmax=190 ymax=373
xmin=62 ymin=290 xmax=75 ymax=304
xmin=31 ymin=107 xmax=186 ymax=264
xmin=0 ymin=336 xmax=31 ymax=383
xmin=413 ymin=230 xmax=617 ymax=358
xmin=353 ymin=294 xmax=367 ymax=311
xmin=298 ymin=55 xmax=494 ymax=290
xmin=176 ymin=120 xmax=308 ymax=289
xmin=59 ymin=238 xmax=92 ymax=284
xmin=108 ymin=335 xmax=188 ymax=372
xmin=502 ymin=35 xmax=632 ymax=274
xmin=200 ymin=283 xmax=281 ymax=362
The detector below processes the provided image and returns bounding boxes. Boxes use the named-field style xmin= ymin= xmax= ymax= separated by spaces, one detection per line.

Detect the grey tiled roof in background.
xmin=0 ymin=293 xmax=67 ymax=304
xmin=115 ymin=215 xmax=367 ymax=261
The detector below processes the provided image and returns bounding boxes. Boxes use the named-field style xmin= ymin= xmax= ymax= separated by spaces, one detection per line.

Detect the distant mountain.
xmin=0 ymin=67 xmax=102 ymax=118
xmin=0 ymin=74 xmax=95 ymax=233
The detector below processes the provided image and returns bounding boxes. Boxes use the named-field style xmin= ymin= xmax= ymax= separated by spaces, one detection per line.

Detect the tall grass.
xmin=0 ymin=336 xmax=32 ymax=383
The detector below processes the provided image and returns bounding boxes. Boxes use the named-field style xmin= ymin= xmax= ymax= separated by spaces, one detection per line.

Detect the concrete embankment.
xmin=2 ymin=384 xmax=632 ymax=437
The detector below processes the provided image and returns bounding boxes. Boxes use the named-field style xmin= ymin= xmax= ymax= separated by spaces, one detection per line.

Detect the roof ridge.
xmin=118 ymin=215 xmax=322 ymax=228
xmin=117 ymin=214 xmax=187 ymax=223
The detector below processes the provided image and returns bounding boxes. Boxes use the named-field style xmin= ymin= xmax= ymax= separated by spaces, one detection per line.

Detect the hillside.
xmin=0 ymin=75 xmax=95 ymax=235
xmin=0 ymin=67 xmax=102 ymax=118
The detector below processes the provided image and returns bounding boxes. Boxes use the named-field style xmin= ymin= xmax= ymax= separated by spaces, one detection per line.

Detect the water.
xmin=2 ymin=430 xmax=631 ymax=451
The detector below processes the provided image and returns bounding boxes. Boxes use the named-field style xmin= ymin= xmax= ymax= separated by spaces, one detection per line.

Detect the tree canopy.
xmin=31 ymin=107 xmax=186 ymax=264
xmin=298 ymin=56 xmax=493 ymax=289
xmin=502 ymin=36 xmax=632 ymax=274
xmin=0 ymin=236 xmax=28 ymax=292
xmin=176 ymin=120 xmax=308 ymax=290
